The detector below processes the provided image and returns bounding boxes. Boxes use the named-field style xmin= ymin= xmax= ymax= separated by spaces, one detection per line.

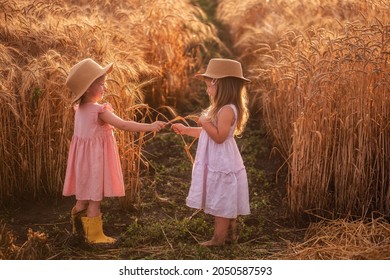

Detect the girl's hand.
xmin=172 ymin=123 xmax=202 ymax=138
xmin=151 ymin=121 xmax=166 ymax=132
xmin=171 ymin=123 xmax=187 ymax=135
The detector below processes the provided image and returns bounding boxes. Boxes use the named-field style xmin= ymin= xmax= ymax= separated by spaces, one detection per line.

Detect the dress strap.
xmin=218 ymin=104 xmax=237 ymax=126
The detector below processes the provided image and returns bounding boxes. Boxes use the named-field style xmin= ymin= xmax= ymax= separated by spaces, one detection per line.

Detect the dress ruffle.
xmin=187 ymin=163 xmax=250 ymax=218
xmin=99 ymin=103 xmax=114 ymax=113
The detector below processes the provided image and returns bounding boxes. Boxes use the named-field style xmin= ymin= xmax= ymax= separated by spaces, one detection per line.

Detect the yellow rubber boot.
xmin=81 ymin=215 xmax=116 ymax=244
xmin=71 ymin=207 xmax=87 ymax=235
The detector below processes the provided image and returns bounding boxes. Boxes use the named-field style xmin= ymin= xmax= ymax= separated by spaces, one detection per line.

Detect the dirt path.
xmin=0 ymin=115 xmax=306 ymax=260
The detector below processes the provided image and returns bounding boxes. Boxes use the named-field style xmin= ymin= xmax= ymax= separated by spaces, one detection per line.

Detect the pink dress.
xmin=186 ymin=104 xmax=250 ymax=219
xmin=63 ymin=103 xmax=125 ymax=201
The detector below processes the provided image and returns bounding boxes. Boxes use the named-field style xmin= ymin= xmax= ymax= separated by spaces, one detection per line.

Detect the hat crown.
xmin=66 ymin=58 xmax=113 ymax=103
xmin=197 ymin=58 xmax=250 ymax=82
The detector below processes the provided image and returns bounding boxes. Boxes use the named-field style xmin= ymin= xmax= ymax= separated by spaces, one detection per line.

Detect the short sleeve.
xmin=97 ymin=103 xmax=115 ymax=127
xmin=98 ymin=103 xmax=114 ymax=113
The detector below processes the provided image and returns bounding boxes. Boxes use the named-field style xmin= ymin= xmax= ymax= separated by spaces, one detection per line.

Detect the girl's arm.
xmin=199 ymin=106 xmax=234 ymax=144
xmin=99 ymin=109 xmax=166 ymax=132
xmin=171 ymin=123 xmax=202 ymax=138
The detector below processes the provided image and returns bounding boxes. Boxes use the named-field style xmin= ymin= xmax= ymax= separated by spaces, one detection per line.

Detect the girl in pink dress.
xmin=172 ymin=58 xmax=250 ymax=246
xmin=63 ymin=58 xmax=166 ymax=244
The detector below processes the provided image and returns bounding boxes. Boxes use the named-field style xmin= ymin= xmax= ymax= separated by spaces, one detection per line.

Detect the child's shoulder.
xmin=98 ymin=103 xmax=114 ymax=113
xmin=218 ymin=104 xmax=237 ymax=114
xmin=79 ymin=102 xmax=113 ymax=113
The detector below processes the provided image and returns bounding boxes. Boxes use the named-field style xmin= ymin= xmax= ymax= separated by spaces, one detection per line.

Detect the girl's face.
xmin=204 ymin=78 xmax=216 ymax=99
xmin=85 ymin=76 xmax=107 ymax=102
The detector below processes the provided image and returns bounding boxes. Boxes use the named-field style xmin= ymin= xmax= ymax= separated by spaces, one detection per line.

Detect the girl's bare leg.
xmin=75 ymin=200 xmax=88 ymax=213
xmin=200 ymin=216 xmax=230 ymax=246
xmin=229 ymin=218 xmax=237 ymax=242
xmin=87 ymin=200 xmax=101 ymax=217
xmin=71 ymin=200 xmax=88 ymax=235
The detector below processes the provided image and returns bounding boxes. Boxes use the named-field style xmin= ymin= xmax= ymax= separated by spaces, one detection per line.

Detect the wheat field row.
xmin=0 ymin=0 xmax=222 ymax=205
xmin=1 ymin=0 xmax=389 ymax=219
xmin=217 ymin=0 xmax=390 ymax=217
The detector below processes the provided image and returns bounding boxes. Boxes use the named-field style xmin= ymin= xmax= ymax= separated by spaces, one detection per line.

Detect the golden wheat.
xmin=0 ymin=0 xmax=221 ymax=206
xmin=217 ymin=0 xmax=390 ymax=217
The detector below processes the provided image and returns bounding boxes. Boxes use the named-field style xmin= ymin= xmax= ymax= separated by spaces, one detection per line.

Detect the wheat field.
xmin=0 ymin=0 xmax=221 ymax=205
xmin=1 ymin=0 xmax=389 ymax=218
xmin=217 ymin=0 xmax=390 ymax=218
xmin=1 ymin=0 xmax=390 ymax=261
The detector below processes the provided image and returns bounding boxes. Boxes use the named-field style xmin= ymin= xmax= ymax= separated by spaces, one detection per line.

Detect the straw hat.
xmin=195 ymin=58 xmax=250 ymax=82
xmin=66 ymin=58 xmax=113 ymax=103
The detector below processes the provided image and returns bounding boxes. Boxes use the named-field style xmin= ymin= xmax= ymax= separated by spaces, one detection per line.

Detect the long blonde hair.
xmin=204 ymin=77 xmax=249 ymax=135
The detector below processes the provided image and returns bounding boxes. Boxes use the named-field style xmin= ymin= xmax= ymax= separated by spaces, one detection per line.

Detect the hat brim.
xmin=195 ymin=73 xmax=251 ymax=83
xmin=71 ymin=63 xmax=114 ymax=103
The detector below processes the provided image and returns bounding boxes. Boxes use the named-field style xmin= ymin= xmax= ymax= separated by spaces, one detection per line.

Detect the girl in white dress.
xmin=172 ymin=58 xmax=250 ymax=246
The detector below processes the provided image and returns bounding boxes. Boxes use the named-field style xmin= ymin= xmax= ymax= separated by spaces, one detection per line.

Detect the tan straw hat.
xmin=195 ymin=58 xmax=250 ymax=82
xmin=66 ymin=58 xmax=113 ymax=103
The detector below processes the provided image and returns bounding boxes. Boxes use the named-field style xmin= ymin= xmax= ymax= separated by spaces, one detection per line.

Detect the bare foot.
xmin=199 ymin=239 xmax=225 ymax=247
xmin=225 ymin=235 xmax=238 ymax=244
